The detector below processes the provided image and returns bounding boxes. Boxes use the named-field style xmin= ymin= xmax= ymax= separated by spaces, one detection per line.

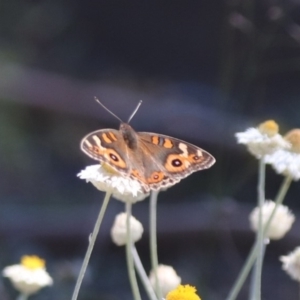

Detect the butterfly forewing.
xmin=80 ymin=129 xmax=131 ymax=173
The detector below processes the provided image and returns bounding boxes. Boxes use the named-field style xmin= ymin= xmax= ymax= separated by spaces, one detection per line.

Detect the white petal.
xmin=235 ymin=128 xmax=289 ymax=158
xmin=264 ymin=150 xmax=300 ymax=180
xmin=3 ymin=265 xmax=53 ymax=296
xmin=78 ymin=165 xmax=149 ymax=203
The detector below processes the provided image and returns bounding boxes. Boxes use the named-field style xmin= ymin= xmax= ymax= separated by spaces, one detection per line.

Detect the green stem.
xmin=252 ymin=159 xmax=266 ymax=300
xmin=132 ymin=246 xmax=158 ymax=300
xmin=226 ymin=242 xmax=257 ymax=300
xmin=226 ymin=175 xmax=292 ymax=300
xmin=249 ymin=241 xmax=267 ymax=300
xmin=71 ymin=192 xmax=111 ymax=300
xmin=149 ymin=191 xmax=162 ymax=300
xmin=125 ymin=201 xmax=141 ymax=300
xmin=262 ymin=175 xmax=293 ymax=234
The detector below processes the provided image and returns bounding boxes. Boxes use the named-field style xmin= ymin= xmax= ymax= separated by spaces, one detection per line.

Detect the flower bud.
xmin=111 ymin=212 xmax=143 ymax=246
xmin=249 ymin=200 xmax=294 ymax=240
xmin=280 ymin=247 xmax=300 ymax=282
xmin=149 ymin=264 xmax=181 ymax=297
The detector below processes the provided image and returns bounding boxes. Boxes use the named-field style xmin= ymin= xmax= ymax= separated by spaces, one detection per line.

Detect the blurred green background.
xmin=0 ymin=1 xmax=300 ymax=299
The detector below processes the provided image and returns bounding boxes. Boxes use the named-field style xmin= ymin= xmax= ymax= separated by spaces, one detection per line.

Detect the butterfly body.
xmin=81 ymin=122 xmax=215 ymax=192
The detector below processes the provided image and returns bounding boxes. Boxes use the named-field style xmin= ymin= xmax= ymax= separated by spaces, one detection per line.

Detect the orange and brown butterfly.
xmin=80 ymin=99 xmax=215 ymax=192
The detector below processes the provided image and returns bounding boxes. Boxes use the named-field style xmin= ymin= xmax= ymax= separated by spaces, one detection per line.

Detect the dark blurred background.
xmin=0 ymin=1 xmax=300 ymax=299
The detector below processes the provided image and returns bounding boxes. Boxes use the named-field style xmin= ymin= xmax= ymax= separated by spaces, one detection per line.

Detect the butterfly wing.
xmin=136 ymin=132 xmax=215 ymax=190
xmin=80 ymin=129 xmax=131 ymax=175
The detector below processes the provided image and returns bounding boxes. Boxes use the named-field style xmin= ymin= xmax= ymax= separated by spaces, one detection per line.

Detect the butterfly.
xmin=80 ymin=99 xmax=215 ymax=192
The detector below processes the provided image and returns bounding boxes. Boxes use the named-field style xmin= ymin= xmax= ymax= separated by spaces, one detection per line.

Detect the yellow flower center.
xmin=21 ymin=255 xmax=45 ymax=270
xmin=284 ymin=129 xmax=300 ymax=153
xmin=258 ymin=120 xmax=279 ymax=137
xmin=166 ymin=285 xmax=201 ymax=300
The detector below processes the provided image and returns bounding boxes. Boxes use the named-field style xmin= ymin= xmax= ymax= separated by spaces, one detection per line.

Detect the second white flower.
xmin=111 ymin=212 xmax=144 ymax=246
xmin=249 ymin=200 xmax=295 ymax=240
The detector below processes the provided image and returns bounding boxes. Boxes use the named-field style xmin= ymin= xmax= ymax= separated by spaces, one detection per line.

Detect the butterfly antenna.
xmin=127 ymin=100 xmax=143 ymax=123
xmin=94 ymin=97 xmax=123 ymax=123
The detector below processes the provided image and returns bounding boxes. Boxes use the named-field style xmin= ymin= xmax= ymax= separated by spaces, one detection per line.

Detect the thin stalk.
xmin=249 ymin=241 xmax=267 ymax=300
xmin=17 ymin=294 xmax=28 ymax=300
xmin=226 ymin=175 xmax=292 ymax=300
xmin=252 ymin=159 xmax=266 ymax=300
xmin=262 ymin=175 xmax=293 ymax=232
xmin=71 ymin=192 xmax=111 ymax=300
xmin=149 ymin=191 xmax=162 ymax=300
xmin=226 ymin=243 xmax=257 ymax=300
xmin=125 ymin=201 xmax=141 ymax=300
xmin=132 ymin=246 xmax=158 ymax=300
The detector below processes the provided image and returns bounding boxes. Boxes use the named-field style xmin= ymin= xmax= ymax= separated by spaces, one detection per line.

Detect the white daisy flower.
xmin=249 ymin=200 xmax=295 ymax=240
xmin=280 ymin=247 xmax=300 ymax=282
xmin=110 ymin=212 xmax=144 ymax=246
xmin=149 ymin=264 xmax=181 ymax=297
xmin=235 ymin=120 xmax=289 ymax=158
xmin=265 ymin=129 xmax=300 ymax=180
xmin=3 ymin=255 xmax=53 ymax=296
xmin=77 ymin=164 xmax=149 ymax=203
